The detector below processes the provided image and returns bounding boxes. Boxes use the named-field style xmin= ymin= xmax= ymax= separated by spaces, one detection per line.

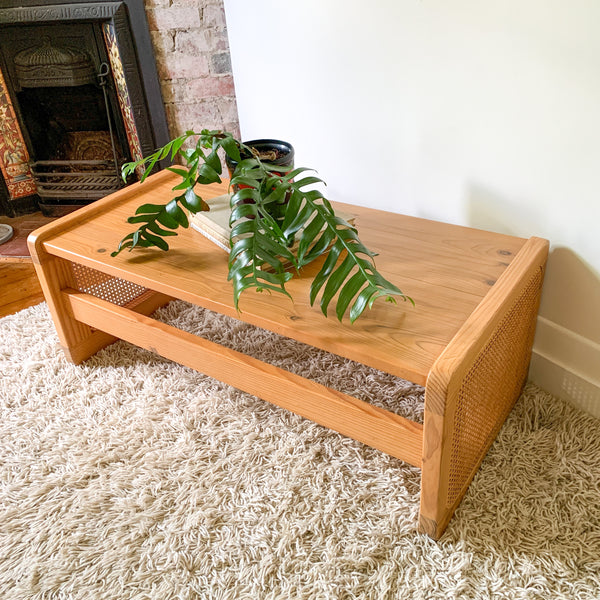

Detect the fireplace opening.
xmin=6 ymin=29 xmax=128 ymax=216
xmin=0 ymin=1 xmax=170 ymax=219
xmin=18 ymin=85 xmax=111 ymax=160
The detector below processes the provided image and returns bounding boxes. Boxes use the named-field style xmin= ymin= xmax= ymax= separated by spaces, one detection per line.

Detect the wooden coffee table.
xmin=28 ymin=170 xmax=548 ymax=539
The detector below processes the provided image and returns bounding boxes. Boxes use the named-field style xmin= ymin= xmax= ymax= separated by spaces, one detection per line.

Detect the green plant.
xmin=113 ymin=129 xmax=413 ymax=322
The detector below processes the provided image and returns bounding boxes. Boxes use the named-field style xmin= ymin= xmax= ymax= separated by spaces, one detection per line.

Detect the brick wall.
xmin=144 ymin=0 xmax=240 ymax=141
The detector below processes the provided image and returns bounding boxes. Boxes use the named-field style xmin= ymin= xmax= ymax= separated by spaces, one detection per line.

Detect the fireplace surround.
xmin=0 ymin=0 xmax=170 ymax=216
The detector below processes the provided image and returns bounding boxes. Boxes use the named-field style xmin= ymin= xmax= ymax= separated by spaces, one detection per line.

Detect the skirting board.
xmin=529 ymin=316 xmax=600 ymax=419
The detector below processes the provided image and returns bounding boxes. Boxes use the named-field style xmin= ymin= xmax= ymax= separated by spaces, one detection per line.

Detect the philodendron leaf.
xmin=135 ymin=203 xmax=164 ymax=215
xmin=318 ymin=253 xmax=356 ymax=316
xmin=165 ymin=199 xmax=190 ymax=227
xmin=204 ymin=150 xmax=222 ymax=174
xmin=288 ymin=180 xmax=412 ymax=322
xmin=167 ymin=167 xmax=189 ymax=178
xmin=220 ymin=136 xmax=241 ymax=162
xmin=156 ymin=211 xmax=180 ymax=230
xmin=141 ymin=230 xmax=169 ymax=251
xmin=114 ymin=129 xmax=412 ymax=322
xmin=112 ymin=196 xmax=193 ymax=256
xmin=146 ymin=221 xmax=178 ymax=237
xmin=308 ymin=244 xmax=343 ymax=306
xmin=228 ymin=198 xmax=297 ymax=310
xmin=230 ymin=175 xmax=261 ymax=189
xmin=335 ymin=271 xmax=366 ymax=321
xmin=182 ymin=188 xmax=209 ymax=213
xmin=127 ymin=214 xmax=154 ymax=224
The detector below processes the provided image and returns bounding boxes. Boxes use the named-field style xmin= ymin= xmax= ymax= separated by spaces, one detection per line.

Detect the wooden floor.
xmin=0 ymin=261 xmax=44 ymax=318
xmin=0 ymin=213 xmax=50 ymax=318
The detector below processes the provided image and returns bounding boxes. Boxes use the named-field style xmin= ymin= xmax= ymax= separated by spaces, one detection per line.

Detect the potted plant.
xmin=112 ymin=129 xmax=413 ymax=322
xmin=225 ymin=138 xmax=294 ymax=236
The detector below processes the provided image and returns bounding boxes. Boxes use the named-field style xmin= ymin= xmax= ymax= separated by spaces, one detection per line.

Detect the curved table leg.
xmin=419 ymin=237 xmax=549 ymax=539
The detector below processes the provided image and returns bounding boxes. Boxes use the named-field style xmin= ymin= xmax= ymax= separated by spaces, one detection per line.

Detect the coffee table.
xmin=28 ymin=169 xmax=549 ymax=539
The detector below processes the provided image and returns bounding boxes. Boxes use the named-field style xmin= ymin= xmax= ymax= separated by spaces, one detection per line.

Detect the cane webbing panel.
xmin=446 ymin=267 xmax=544 ymax=507
xmin=71 ymin=263 xmax=149 ymax=307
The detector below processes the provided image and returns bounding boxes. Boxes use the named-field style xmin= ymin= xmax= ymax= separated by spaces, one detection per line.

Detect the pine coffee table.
xmin=28 ymin=170 xmax=549 ymax=539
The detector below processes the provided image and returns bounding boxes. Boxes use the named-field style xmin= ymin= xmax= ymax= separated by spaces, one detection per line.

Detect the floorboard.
xmin=0 ymin=213 xmax=49 ymax=317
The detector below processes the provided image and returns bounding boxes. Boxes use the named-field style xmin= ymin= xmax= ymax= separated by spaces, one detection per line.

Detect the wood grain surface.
xmin=28 ymin=170 xmax=527 ymax=385
xmin=0 ymin=262 xmax=44 ymax=317
xmin=419 ymin=236 xmax=549 ymax=538
xmin=64 ymin=288 xmax=425 ymax=467
xmin=27 ymin=169 xmax=549 ymax=540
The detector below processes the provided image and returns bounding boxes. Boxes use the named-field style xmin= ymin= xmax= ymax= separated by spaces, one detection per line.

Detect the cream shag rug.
xmin=1 ymin=301 xmax=599 ymax=600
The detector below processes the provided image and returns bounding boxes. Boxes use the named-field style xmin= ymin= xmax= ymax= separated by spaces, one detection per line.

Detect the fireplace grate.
xmin=30 ymin=160 xmax=122 ymax=201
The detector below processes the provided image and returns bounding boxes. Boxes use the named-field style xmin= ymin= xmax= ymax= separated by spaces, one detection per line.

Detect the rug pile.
xmin=0 ymin=302 xmax=599 ymax=599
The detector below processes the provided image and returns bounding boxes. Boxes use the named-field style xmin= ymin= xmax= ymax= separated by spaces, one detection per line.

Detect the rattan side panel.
xmin=71 ymin=263 xmax=149 ymax=307
xmin=445 ymin=267 xmax=544 ymax=507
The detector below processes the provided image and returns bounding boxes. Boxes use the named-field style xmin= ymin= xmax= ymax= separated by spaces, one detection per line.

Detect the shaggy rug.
xmin=0 ymin=301 xmax=599 ymax=600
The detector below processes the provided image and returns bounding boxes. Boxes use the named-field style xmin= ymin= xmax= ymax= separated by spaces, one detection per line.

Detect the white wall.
xmin=224 ymin=0 xmax=600 ymax=416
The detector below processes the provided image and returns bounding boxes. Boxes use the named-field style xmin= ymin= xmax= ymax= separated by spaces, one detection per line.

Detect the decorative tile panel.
xmin=103 ymin=21 xmax=144 ymax=169
xmin=0 ymin=67 xmax=36 ymax=200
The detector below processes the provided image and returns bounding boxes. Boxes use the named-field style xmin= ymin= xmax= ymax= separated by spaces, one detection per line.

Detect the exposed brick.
xmin=146 ymin=7 xmax=202 ymax=32
xmin=224 ymin=121 xmax=241 ymax=139
xmin=160 ymin=53 xmax=210 ymax=81
xmin=184 ymin=75 xmax=235 ymax=101
xmin=159 ymin=80 xmax=186 ymax=104
xmin=174 ymin=30 xmax=211 ymax=55
xmin=145 ymin=8 xmax=158 ymax=31
xmin=205 ymin=29 xmax=231 ymax=52
xmin=143 ymin=0 xmax=169 ymax=9
xmin=167 ymin=101 xmax=223 ymax=133
xmin=210 ymin=52 xmax=231 ymax=75
xmin=202 ymin=3 xmax=227 ymax=29
xmin=164 ymin=104 xmax=179 ymax=139
xmin=150 ymin=30 xmax=175 ymax=57
xmin=146 ymin=0 xmax=239 ymax=139
xmin=218 ymin=97 xmax=239 ymax=126
xmin=170 ymin=0 xmax=212 ymax=6
xmin=166 ymin=100 xmax=239 ymax=139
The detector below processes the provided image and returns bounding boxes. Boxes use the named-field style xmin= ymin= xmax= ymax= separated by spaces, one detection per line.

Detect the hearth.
xmin=0 ymin=0 xmax=169 ymax=217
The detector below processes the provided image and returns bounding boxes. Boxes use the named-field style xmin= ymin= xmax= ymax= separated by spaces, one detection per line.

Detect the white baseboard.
xmin=529 ymin=316 xmax=600 ymax=419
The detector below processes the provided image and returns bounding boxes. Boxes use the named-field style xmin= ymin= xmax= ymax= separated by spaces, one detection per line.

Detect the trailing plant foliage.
xmin=113 ymin=130 xmax=413 ymax=322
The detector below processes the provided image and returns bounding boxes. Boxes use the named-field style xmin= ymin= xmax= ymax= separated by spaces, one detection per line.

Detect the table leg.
xmin=29 ymin=244 xmax=173 ymax=363
xmin=419 ymin=237 xmax=549 ymax=539
xmin=29 ymin=252 xmax=114 ymax=363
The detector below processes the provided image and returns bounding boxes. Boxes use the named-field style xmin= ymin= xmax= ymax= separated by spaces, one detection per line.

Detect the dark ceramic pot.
xmin=225 ymin=138 xmax=294 ymax=180
xmin=227 ymin=139 xmax=295 ymax=230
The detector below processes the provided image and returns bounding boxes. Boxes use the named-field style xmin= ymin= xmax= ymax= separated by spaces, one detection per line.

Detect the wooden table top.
xmin=31 ymin=170 xmax=527 ymax=386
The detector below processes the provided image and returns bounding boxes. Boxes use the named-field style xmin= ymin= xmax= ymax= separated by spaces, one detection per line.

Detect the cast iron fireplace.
xmin=0 ymin=0 xmax=170 ymax=217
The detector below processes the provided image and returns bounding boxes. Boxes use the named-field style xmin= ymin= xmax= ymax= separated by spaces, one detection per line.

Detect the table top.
xmin=31 ymin=169 xmax=527 ymax=385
